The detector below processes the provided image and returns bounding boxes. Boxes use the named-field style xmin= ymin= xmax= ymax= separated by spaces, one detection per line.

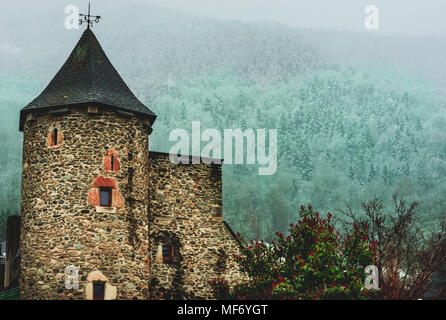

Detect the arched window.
xmin=85 ymin=271 xmax=117 ymax=300
xmin=93 ymin=281 xmax=105 ymax=300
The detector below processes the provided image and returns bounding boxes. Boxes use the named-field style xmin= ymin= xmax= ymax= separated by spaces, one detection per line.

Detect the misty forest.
xmin=1 ymin=1 xmax=446 ymax=241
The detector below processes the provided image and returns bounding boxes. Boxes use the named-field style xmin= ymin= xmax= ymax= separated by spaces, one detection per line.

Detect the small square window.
xmin=93 ymin=281 xmax=105 ymax=300
xmin=100 ymin=188 xmax=112 ymax=207
xmin=162 ymin=244 xmax=176 ymax=262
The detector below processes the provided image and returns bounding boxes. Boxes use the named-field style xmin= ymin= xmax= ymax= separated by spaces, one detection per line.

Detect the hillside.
xmin=1 ymin=0 xmax=445 ymax=239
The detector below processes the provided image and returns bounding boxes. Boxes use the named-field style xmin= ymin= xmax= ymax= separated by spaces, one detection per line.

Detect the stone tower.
xmin=19 ymin=27 xmax=156 ymax=299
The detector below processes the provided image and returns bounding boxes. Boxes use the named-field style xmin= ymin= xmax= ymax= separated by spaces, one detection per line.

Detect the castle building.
xmin=18 ymin=26 xmax=242 ymax=300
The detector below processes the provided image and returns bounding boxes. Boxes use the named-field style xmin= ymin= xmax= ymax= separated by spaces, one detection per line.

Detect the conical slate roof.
xmin=19 ymin=27 xmax=156 ymax=131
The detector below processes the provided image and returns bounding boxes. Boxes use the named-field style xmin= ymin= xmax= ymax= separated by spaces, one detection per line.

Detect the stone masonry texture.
xmin=19 ymin=106 xmax=243 ymax=299
xmin=20 ymin=106 xmax=151 ymax=300
xmin=148 ymin=153 xmax=243 ymax=299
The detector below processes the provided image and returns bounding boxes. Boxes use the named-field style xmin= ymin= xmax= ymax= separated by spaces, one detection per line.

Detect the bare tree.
xmin=340 ymin=195 xmax=446 ymax=300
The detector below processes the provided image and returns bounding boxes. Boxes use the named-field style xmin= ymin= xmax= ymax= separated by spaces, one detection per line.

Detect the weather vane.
xmin=79 ymin=2 xmax=101 ymax=28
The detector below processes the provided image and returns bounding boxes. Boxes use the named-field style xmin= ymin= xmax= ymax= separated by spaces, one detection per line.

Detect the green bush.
xmin=211 ymin=205 xmax=377 ymax=300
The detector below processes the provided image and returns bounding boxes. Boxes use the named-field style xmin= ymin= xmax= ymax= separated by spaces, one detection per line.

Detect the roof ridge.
xmin=85 ymin=28 xmax=95 ymax=101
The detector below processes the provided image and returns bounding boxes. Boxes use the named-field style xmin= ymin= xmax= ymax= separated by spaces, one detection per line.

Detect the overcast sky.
xmin=143 ymin=0 xmax=446 ymax=37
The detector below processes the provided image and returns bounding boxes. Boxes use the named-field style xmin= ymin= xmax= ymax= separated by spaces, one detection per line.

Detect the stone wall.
xmin=20 ymin=106 xmax=151 ymax=300
xmin=148 ymin=152 xmax=243 ymax=299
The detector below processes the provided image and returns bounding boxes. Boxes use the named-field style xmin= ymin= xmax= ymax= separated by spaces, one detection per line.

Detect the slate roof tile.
xmin=20 ymin=27 xmax=156 ymax=131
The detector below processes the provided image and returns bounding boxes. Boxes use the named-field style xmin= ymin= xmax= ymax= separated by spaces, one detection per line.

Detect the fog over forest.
xmin=1 ymin=0 xmax=446 ymax=240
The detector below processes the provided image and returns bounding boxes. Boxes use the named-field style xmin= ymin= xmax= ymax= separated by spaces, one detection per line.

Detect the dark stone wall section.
xmin=148 ymin=153 xmax=244 ymax=299
xmin=4 ymin=216 xmax=21 ymax=289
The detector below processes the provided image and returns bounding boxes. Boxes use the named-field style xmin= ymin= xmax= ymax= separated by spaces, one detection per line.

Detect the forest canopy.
xmin=1 ymin=0 xmax=445 ymax=240
xmin=148 ymin=69 xmax=446 ymax=240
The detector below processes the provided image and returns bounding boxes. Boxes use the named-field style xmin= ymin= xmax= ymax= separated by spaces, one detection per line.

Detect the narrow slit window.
xmin=111 ymin=154 xmax=115 ymax=171
xmin=99 ymin=187 xmax=112 ymax=207
xmin=93 ymin=281 xmax=105 ymax=300
xmin=53 ymin=128 xmax=58 ymax=146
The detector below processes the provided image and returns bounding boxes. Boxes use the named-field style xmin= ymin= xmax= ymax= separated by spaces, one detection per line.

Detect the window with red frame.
xmin=99 ymin=187 xmax=112 ymax=207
